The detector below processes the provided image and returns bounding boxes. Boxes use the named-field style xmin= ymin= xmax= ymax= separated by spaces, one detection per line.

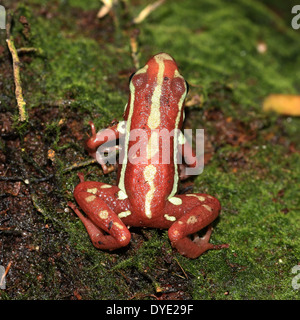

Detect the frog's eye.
xmin=185 ymin=80 xmax=190 ymax=94
xmin=129 ymin=72 xmax=135 ymax=84
xmin=131 ymin=73 xmax=148 ymax=90
xmin=171 ymin=77 xmax=186 ymax=98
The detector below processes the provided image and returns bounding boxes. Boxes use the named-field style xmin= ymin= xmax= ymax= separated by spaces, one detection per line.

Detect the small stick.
xmin=6 ymin=12 xmax=28 ymax=122
xmin=17 ymin=47 xmax=38 ymax=54
xmin=31 ymin=193 xmax=45 ymax=214
xmin=0 ymin=261 xmax=12 ymax=287
xmin=129 ymin=29 xmax=140 ymax=69
xmin=174 ymin=257 xmax=188 ymax=279
xmin=0 ymin=176 xmax=24 ymax=181
xmin=63 ymin=159 xmax=97 ymax=173
xmin=133 ymin=0 xmax=165 ymax=24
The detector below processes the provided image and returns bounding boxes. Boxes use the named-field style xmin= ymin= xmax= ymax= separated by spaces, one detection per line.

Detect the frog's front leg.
xmin=68 ymin=179 xmax=131 ymax=251
xmin=167 ymin=194 xmax=229 ymax=259
xmin=85 ymin=121 xmax=122 ymax=174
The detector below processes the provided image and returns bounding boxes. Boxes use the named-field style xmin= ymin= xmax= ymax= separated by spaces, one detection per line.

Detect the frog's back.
xmin=118 ymin=53 xmax=188 ymax=221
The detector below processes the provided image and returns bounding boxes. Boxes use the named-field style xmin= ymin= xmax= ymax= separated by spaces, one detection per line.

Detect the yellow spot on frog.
xmin=164 ymin=214 xmax=176 ymax=221
xmin=114 ymin=222 xmax=124 ymax=229
xmin=173 ymin=230 xmax=180 ymax=236
xmin=85 ymin=195 xmax=96 ymax=203
xmin=87 ymin=188 xmax=98 ymax=194
xmin=202 ymin=204 xmax=213 ymax=212
xmin=186 ymin=194 xmax=206 ymax=202
xmin=168 ymin=196 xmax=182 ymax=206
xmin=187 ymin=215 xmax=198 ymax=224
xmin=118 ymin=210 xmax=132 ymax=218
xmin=100 ymin=184 xmax=112 ymax=189
xmin=99 ymin=210 xmax=109 ymax=219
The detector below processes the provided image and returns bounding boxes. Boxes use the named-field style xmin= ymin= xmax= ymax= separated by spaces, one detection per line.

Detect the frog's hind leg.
xmin=68 ymin=201 xmax=122 ymax=250
xmin=68 ymin=181 xmax=131 ymax=251
xmin=167 ymin=194 xmax=228 ymax=259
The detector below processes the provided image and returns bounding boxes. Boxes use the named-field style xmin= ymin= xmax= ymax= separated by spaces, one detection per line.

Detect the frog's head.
xmin=126 ymin=53 xmax=188 ymax=127
xmin=130 ymin=53 xmax=188 ymax=95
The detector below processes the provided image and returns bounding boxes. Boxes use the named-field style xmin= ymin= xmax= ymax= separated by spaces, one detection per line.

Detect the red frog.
xmin=68 ymin=53 xmax=228 ymax=258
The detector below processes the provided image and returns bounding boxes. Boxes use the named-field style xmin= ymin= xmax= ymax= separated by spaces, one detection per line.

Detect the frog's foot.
xmin=68 ymin=201 xmax=130 ymax=251
xmin=193 ymin=225 xmax=229 ymax=252
xmin=170 ymin=225 xmax=229 ymax=259
xmin=168 ymin=201 xmax=229 ymax=259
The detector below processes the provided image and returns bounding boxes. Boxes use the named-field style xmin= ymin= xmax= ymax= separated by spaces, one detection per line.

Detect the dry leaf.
xmin=263 ymin=94 xmax=300 ymax=116
xmin=185 ymin=94 xmax=202 ymax=107
xmin=47 ymin=149 xmax=56 ymax=162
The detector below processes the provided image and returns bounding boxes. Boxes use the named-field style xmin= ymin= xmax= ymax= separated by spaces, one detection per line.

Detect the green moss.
xmin=4 ymin=0 xmax=300 ymax=299
xmin=188 ymin=145 xmax=300 ymax=299
xmin=14 ymin=2 xmax=131 ymax=129
xmin=28 ymin=0 xmax=100 ymax=10
xmin=141 ymin=0 xmax=300 ymax=118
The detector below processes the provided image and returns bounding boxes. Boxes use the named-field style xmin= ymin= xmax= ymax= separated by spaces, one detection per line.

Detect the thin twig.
xmin=0 ymin=261 xmax=12 ymax=287
xmin=31 ymin=193 xmax=46 ymax=214
xmin=0 ymin=176 xmax=25 ymax=182
xmin=129 ymin=29 xmax=140 ymax=69
xmin=17 ymin=47 xmax=38 ymax=54
xmin=133 ymin=0 xmax=165 ymax=24
xmin=174 ymin=257 xmax=188 ymax=279
xmin=6 ymin=12 xmax=28 ymax=122
xmin=63 ymin=159 xmax=97 ymax=173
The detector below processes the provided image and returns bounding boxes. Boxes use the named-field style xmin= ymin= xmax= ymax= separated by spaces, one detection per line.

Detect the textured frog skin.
xmin=68 ymin=53 xmax=228 ymax=258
